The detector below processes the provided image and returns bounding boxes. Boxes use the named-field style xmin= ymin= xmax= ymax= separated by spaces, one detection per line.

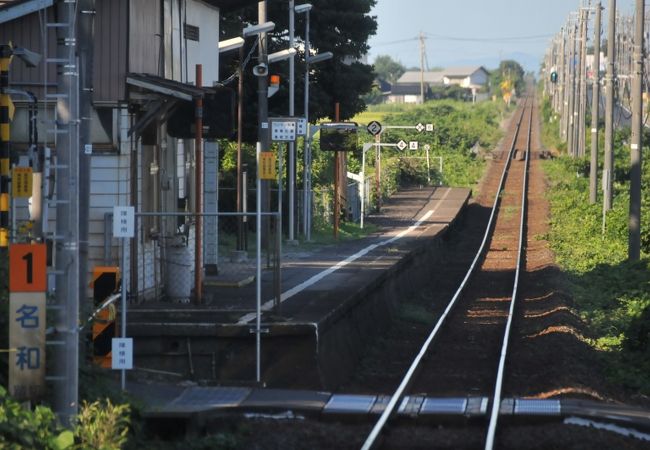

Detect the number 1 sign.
xmin=9 ymin=243 xmax=47 ymax=401
xmin=9 ymin=244 xmax=47 ymax=292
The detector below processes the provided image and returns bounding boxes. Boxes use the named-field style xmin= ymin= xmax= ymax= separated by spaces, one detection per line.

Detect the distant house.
xmin=442 ymin=66 xmax=490 ymax=90
xmin=387 ymin=83 xmax=432 ymax=104
xmin=396 ymin=70 xmax=446 ymax=85
xmin=388 ymin=66 xmax=490 ymax=104
xmin=387 ymin=71 xmax=443 ymax=103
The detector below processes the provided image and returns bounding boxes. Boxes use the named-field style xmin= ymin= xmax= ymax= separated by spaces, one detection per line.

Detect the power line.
xmin=424 ymin=32 xmax=554 ymax=42
xmin=373 ymin=32 xmax=554 ymax=49
xmin=373 ymin=36 xmax=420 ymax=46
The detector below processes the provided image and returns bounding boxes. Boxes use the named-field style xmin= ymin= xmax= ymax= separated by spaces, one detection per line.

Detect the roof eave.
xmin=0 ymin=0 xmax=53 ymax=25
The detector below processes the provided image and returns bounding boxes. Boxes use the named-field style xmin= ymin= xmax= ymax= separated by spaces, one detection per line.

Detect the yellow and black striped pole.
xmin=0 ymin=44 xmax=13 ymax=248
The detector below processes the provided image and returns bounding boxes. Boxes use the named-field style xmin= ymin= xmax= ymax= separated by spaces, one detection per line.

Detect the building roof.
xmin=0 ymin=0 xmax=53 ymax=24
xmin=397 ymin=71 xmax=445 ymax=84
xmin=443 ymin=66 xmax=489 ymax=78
xmin=127 ymin=73 xmax=211 ymax=102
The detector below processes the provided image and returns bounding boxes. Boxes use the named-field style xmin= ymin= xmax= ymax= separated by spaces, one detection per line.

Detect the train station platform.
xmin=127 ymin=186 xmax=471 ymax=388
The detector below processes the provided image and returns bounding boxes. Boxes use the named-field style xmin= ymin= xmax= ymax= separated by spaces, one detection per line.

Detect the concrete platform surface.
xmin=125 ymin=186 xmax=471 ymax=385
xmin=128 ymin=186 xmax=471 ymax=330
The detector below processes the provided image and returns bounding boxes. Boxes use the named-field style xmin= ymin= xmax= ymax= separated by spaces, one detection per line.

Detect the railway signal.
xmin=367 ymin=120 xmax=382 ymax=136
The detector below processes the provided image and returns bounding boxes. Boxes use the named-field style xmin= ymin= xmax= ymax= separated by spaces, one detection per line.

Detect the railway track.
xmin=362 ymin=96 xmax=535 ymax=450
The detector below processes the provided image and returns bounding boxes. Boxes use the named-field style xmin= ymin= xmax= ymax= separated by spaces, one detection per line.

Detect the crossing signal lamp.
xmin=268 ymin=74 xmax=281 ymax=98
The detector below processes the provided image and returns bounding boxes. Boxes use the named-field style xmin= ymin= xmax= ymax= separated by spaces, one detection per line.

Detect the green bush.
xmin=542 ymin=106 xmax=650 ymax=392
xmin=0 ymin=385 xmax=72 ymax=449
xmin=0 ymin=387 xmax=131 ymax=450
xmin=352 ymin=99 xmax=505 ymax=205
xmin=75 ymin=399 xmax=130 ymax=450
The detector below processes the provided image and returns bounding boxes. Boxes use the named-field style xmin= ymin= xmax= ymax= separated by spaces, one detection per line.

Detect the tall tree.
xmin=490 ymin=60 xmax=525 ymax=97
xmin=373 ymin=55 xmax=405 ymax=84
xmin=220 ymin=0 xmax=378 ymax=142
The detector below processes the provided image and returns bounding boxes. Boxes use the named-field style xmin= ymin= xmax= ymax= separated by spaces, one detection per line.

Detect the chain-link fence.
xmin=108 ymin=211 xmax=281 ymax=306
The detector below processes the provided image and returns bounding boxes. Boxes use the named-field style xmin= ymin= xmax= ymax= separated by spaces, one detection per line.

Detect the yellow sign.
xmin=9 ymin=292 xmax=46 ymax=401
xmin=12 ymin=167 xmax=32 ymax=198
xmin=259 ymin=152 xmax=277 ymax=180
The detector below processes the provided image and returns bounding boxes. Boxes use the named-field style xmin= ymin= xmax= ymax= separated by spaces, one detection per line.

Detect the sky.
xmin=367 ymin=0 xmax=637 ymax=72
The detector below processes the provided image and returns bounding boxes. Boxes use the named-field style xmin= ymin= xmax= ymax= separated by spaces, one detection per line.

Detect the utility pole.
xmin=236 ymin=44 xmax=245 ymax=250
xmin=553 ymin=32 xmax=562 ymax=114
xmin=628 ymin=0 xmax=643 ymax=261
xmin=590 ymin=2 xmax=602 ymax=203
xmin=419 ymin=32 xmax=425 ymax=104
xmin=78 ymin=0 xmax=94 ymax=352
xmin=560 ymin=26 xmax=569 ymax=141
xmin=53 ymin=0 xmax=80 ymax=424
xmin=288 ymin=1 xmax=296 ymax=242
xmin=567 ymin=18 xmax=577 ymax=156
xmin=578 ymin=6 xmax=589 ymax=157
xmin=604 ymin=0 xmax=616 ymax=211
xmin=194 ymin=65 xmax=203 ymax=303
xmin=258 ymin=1 xmax=270 ymax=247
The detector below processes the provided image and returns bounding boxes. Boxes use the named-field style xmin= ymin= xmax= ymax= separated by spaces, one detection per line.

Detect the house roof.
xmin=443 ymin=66 xmax=489 ymax=78
xmin=397 ymin=71 xmax=445 ymax=84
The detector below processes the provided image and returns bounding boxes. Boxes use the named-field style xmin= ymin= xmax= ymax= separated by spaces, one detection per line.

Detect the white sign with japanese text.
xmin=270 ymin=120 xmax=297 ymax=142
xmin=113 ymin=206 xmax=135 ymax=238
xmin=111 ymin=338 xmax=133 ymax=370
xmin=9 ymin=292 xmax=46 ymax=400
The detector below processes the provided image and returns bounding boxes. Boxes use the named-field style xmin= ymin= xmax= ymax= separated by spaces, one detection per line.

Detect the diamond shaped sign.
xmin=415 ymin=123 xmax=425 ymax=133
xmin=397 ymin=140 xmax=408 ymax=150
xmin=367 ymin=120 xmax=383 ymax=136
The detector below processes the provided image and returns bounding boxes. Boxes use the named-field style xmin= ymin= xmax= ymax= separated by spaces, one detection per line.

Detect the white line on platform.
xmin=237 ymin=188 xmax=452 ymax=324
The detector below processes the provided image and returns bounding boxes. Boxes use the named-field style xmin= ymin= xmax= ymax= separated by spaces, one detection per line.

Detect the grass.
xmin=540 ymin=94 xmax=650 ymax=394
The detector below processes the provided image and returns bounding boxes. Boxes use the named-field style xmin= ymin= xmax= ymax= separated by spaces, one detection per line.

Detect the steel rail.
xmin=360 ymin=97 xmax=531 ymax=450
xmin=485 ymin=98 xmax=534 ymax=450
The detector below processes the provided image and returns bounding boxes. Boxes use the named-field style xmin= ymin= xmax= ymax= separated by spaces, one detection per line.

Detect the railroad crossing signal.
xmin=92 ymin=267 xmax=119 ymax=369
xmin=397 ymin=140 xmax=407 ymax=151
xmin=367 ymin=120 xmax=382 ymax=136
